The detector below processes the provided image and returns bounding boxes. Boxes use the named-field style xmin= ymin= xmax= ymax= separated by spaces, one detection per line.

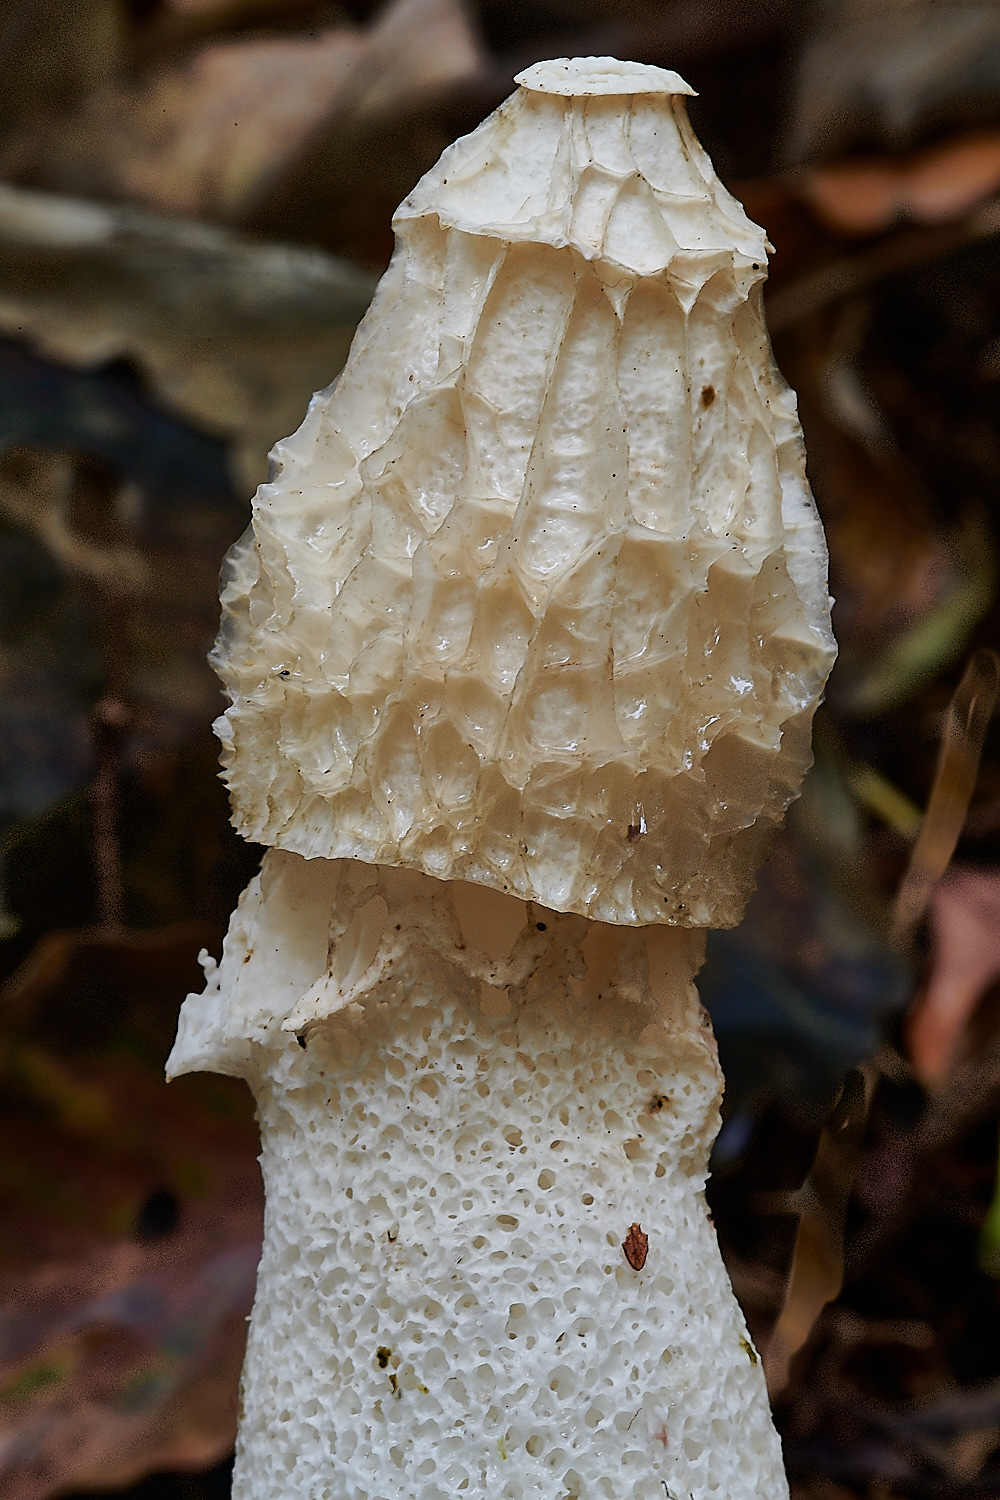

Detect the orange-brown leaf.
xmin=907 ymin=866 xmax=1000 ymax=1084
xmin=802 ymin=130 xmax=1000 ymax=238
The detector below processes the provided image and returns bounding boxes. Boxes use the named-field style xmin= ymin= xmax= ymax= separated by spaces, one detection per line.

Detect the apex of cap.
xmin=514 ymin=56 xmax=696 ymax=98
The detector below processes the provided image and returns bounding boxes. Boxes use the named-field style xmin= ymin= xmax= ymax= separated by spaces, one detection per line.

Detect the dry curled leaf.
xmin=764 ymin=1068 xmax=872 ymax=1396
xmin=893 ymin=650 xmax=1000 ymax=943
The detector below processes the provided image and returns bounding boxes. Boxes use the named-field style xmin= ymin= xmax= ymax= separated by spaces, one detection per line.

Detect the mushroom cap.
xmin=396 ymin=57 xmax=762 ymax=278
xmin=514 ymin=56 xmax=696 ymax=97
xmin=213 ymin=58 xmax=836 ymax=927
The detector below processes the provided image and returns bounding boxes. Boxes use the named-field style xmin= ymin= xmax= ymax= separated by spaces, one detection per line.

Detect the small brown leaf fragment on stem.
xmin=622 ymin=1223 xmax=648 ymax=1270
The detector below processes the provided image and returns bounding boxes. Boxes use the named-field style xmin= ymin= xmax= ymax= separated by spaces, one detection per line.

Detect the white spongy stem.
xmin=169 ymin=850 xmax=788 ymax=1500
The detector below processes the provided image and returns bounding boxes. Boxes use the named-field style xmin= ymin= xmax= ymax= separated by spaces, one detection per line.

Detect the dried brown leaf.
xmin=787 ymin=0 xmax=1000 ymax=163
xmin=893 ymin=649 xmax=1000 ymax=942
xmin=764 ymin=1067 xmax=873 ymax=1396
xmin=2 ymin=0 xmax=481 ymax=226
xmin=802 ymin=129 xmax=1000 ymax=238
xmin=906 ymin=866 xmax=1000 ymax=1084
xmin=0 ymin=185 xmax=375 ymax=488
xmin=0 ymin=930 xmax=262 ymax=1500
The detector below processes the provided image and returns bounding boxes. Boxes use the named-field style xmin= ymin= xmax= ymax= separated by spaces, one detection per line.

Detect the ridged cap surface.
xmin=213 ymin=57 xmax=836 ymax=925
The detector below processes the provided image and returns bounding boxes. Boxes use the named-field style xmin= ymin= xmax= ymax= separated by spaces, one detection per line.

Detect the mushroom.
xmin=168 ymin=56 xmax=835 ymax=1500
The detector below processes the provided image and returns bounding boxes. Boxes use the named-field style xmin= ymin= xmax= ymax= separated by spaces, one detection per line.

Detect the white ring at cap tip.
xmin=514 ymin=56 xmax=697 ymax=99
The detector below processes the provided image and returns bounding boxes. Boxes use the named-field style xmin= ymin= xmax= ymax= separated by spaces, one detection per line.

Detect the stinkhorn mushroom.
xmin=168 ymin=56 xmax=836 ymax=1500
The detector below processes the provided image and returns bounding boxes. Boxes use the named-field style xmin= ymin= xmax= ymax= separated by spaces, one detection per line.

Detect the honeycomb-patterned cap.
xmin=213 ymin=57 xmax=836 ymax=926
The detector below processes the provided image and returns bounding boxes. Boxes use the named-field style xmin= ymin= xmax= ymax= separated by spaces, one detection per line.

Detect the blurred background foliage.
xmin=1 ymin=1 xmax=1000 ymax=1496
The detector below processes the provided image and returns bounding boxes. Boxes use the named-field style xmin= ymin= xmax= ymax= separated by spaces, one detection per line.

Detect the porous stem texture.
xmin=168 ymin=850 xmax=788 ymax=1500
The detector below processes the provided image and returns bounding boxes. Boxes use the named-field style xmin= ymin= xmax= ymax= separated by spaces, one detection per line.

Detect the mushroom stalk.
xmin=169 ymin=56 xmax=836 ymax=1500
xmin=172 ymin=854 xmax=778 ymax=1499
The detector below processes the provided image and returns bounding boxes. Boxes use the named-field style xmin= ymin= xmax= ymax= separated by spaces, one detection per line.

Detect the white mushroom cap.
xmin=399 ymin=57 xmax=761 ymax=278
xmin=214 ymin=57 xmax=835 ymax=927
xmin=515 ymin=56 xmax=696 ymax=96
